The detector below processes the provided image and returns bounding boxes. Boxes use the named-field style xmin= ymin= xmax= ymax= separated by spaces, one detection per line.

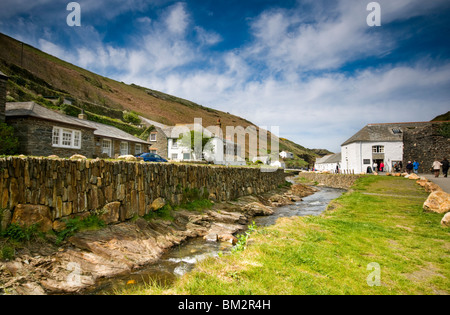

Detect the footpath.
xmin=422 ymin=174 xmax=450 ymax=193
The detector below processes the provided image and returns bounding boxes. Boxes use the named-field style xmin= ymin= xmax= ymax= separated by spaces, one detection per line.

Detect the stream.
xmin=87 ymin=185 xmax=345 ymax=295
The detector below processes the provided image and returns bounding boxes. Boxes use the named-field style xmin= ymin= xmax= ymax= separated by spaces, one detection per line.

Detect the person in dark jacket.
xmin=406 ymin=161 xmax=413 ymax=174
xmin=442 ymin=157 xmax=449 ymax=178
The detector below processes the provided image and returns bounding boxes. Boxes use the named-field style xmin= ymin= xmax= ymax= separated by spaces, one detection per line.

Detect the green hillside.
xmin=0 ymin=32 xmax=328 ymax=165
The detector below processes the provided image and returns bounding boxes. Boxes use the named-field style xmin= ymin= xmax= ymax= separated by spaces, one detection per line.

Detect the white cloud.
xmin=14 ymin=0 xmax=450 ymax=153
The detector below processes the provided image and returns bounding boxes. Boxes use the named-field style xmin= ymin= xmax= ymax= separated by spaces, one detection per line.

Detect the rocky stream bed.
xmin=0 ymin=182 xmax=325 ymax=295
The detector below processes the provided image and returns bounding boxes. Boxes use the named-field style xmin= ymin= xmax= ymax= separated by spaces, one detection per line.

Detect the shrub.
xmin=0 ymin=123 xmax=19 ymax=155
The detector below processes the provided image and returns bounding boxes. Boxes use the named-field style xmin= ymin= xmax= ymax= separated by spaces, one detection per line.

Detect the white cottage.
xmin=314 ymin=153 xmax=341 ymax=173
xmin=340 ymin=123 xmax=404 ymax=174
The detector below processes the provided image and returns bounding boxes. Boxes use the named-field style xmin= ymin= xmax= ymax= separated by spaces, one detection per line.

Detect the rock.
xmin=441 ymin=212 xmax=450 ymax=227
xmin=408 ymin=173 xmax=419 ymax=180
xmin=117 ymin=155 xmax=137 ymax=161
xmin=99 ymin=202 xmax=120 ymax=224
xmin=69 ymin=154 xmax=87 ymax=160
xmin=289 ymin=184 xmax=318 ymax=198
xmin=52 ymin=220 xmax=67 ymax=232
xmin=151 ymin=198 xmax=166 ymax=211
xmin=15 ymin=282 xmax=46 ymax=295
xmin=11 ymin=204 xmax=53 ymax=232
xmin=47 ymin=155 xmax=59 ymax=159
xmin=423 ymin=191 xmax=450 ymax=214
xmin=416 ymin=179 xmax=428 ymax=187
xmin=204 ymin=233 xmax=219 ymax=242
xmin=219 ymin=234 xmax=238 ymax=245
xmin=1 ymin=208 xmax=12 ymax=231
xmin=242 ymin=202 xmax=274 ymax=216
xmin=424 ymin=182 xmax=443 ymax=193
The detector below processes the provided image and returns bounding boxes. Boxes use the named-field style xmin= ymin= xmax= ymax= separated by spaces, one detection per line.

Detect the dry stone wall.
xmin=297 ymin=172 xmax=361 ymax=189
xmin=0 ymin=157 xmax=286 ymax=229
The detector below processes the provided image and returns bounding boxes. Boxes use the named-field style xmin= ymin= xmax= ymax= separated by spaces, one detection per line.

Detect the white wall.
xmin=341 ymin=141 xmax=403 ymax=174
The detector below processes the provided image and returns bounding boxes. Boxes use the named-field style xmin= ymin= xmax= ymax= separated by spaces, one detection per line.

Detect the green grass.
xmin=121 ymin=176 xmax=449 ymax=295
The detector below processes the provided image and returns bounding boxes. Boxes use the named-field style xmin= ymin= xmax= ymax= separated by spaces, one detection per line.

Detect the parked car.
xmin=137 ymin=153 xmax=168 ymax=163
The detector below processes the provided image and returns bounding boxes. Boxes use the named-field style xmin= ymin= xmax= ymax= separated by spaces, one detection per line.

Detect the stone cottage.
xmin=5 ymin=101 xmax=150 ymax=158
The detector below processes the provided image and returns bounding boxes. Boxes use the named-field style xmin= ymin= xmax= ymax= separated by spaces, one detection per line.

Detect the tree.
xmin=0 ymin=123 xmax=19 ymax=155
xmin=178 ymin=131 xmax=214 ymax=161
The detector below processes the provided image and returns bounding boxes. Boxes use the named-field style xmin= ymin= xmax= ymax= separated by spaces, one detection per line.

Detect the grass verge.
xmin=120 ymin=176 xmax=449 ymax=295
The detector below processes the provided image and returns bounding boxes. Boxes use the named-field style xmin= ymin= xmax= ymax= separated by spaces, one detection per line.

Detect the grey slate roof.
xmin=6 ymin=102 xmax=95 ymax=130
xmin=340 ymin=122 xmax=434 ymax=146
xmin=316 ymin=153 xmax=341 ymax=164
xmin=73 ymin=117 xmax=149 ymax=144
xmin=6 ymin=102 xmax=149 ymax=144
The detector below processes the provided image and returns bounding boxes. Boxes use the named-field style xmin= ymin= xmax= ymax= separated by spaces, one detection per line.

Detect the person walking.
xmin=432 ymin=159 xmax=442 ymax=178
xmin=406 ymin=161 xmax=413 ymax=174
xmin=373 ymin=162 xmax=378 ymax=172
xmin=380 ymin=161 xmax=384 ymax=172
xmin=442 ymin=157 xmax=449 ymax=178
xmin=413 ymin=160 xmax=420 ymax=174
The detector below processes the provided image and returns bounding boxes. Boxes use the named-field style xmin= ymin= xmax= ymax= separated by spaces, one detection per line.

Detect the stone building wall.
xmin=0 ymin=157 xmax=286 ymax=228
xmin=402 ymin=123 xmax=450 ymax=174
xmin=149 ymin=127 xmax=168 ymax=158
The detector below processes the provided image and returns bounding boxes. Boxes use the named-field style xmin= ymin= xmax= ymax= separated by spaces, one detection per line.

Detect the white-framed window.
xmin=120 ymin=142 xmax=128 ymax=156
xmin=372 ymin=145 xmax=385 ymax=153
xmin=150 ymin=133 xmax=157 ymax=142
xmin=171 ymin=153 xmax=178 ymax=160
xmin=102 ymin=139 xmax=112 ymax=157
xmin=172 ymin=139 xmax=178 ymax=148
xmin=183 ymin=153 xmax=191 ymax=160
xmin=135 ymin=143 xmax=142 ymax=155
xmin=52 ymin=127 xmax=81 ymax=149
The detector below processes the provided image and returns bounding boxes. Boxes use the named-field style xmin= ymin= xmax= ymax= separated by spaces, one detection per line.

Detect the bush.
xmin=0 ymin=123 xmax=19 ymax=155
xmin=123 ymin=111 xmax=142 ymax=125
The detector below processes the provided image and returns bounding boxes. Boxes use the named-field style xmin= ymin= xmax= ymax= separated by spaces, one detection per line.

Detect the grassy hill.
xmin=0 ymin=32 xmax=327 ymax=165
xmin=432 ymin=111 xmax=450 ymax=122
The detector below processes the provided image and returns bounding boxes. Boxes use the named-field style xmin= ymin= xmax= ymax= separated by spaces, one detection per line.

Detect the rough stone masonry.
xmin=0 ymin=156 xmax=286 ymax=231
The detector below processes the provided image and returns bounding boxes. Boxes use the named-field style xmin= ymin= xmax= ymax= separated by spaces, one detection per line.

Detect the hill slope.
xmin=0 ymin=32 xmax=326 ymax=165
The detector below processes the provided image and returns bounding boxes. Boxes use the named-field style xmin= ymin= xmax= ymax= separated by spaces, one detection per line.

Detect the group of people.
xmin=372 ymin=158 xmax=449 ymax=178
xmin=405 ymin=158 xmax=449 ymax=178
xmin=405 ymin=160 xmax=420 ymax=174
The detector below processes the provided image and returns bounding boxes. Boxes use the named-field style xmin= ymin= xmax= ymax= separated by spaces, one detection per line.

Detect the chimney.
xmin=0 ymin=71 xmax=8 ymax=123
xmin=78 ymin=109 xmax=87 ymax=120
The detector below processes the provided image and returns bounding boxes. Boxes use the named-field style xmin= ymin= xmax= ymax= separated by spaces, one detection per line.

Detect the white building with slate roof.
xmin=340 ymin=123 xmax=407 ymax=174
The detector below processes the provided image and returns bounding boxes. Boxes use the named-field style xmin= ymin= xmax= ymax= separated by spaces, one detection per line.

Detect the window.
xmin=172 ymin=139 xmax=178 ymax=148
xmin=171 ymin=153 xmax=178 ymax=160
xmin=372 ymin=145 xmax=384 ymax=153
xmin=363 ymin=159 xmax=371 ymax=165
xmin=102 ymin=139 xmax=112 ymax=157
xmin=52 ymin=128 xmax=60 ymax=145
xmin=135 ymin=144 xmax=142 ymax=155
xmin=183 ymin=153 xmax=191 ymax=160
xmin=150 ymin=149 xmax=158 ymax=154
xmin=52 ymin=127 xmax=81 ymax=149
xmin=120 ymin=142 xmax=128 ymax=155
xmin=150 ymin=133 xmax=157 ymax=141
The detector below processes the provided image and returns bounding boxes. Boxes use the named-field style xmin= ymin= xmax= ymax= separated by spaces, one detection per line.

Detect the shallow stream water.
xmin=88 ymin=185 xmax=345 ymax=295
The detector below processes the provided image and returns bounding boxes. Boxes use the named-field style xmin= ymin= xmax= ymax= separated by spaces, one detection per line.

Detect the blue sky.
xmin=1 ymin=0 xmax=450 ymax=152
